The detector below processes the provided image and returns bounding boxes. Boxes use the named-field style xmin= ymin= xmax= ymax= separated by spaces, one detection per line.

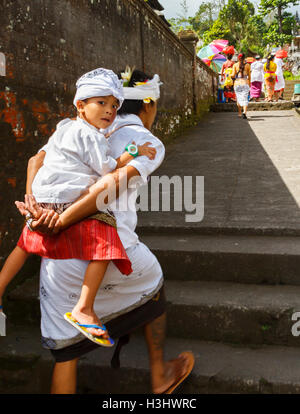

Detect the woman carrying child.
xmin=0 ymin=68 xmax=156 ymax=346
xmin=4 ymin=68 xmax=195 ymax=394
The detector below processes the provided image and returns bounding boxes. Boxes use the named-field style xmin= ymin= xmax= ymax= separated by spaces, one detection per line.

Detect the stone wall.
xmin=0 ymin=0 xmax=217 ymax=262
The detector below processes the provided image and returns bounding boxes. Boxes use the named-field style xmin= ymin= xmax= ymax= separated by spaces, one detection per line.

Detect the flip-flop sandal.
xmin=163 ymin=351 xmax=195 ymax=394
xmin=64 ymin=312 xmax=114 ymax=347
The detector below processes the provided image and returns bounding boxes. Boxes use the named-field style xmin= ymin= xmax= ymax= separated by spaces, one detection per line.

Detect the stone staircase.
xmin=284 ymin=80 xmax=300 ymax=101
xmin=211 ymin=101 xmax=295 ymax=112
xmin=2 ymin=110 xmax=300 ymax=394
xmin=212 ymin=79 xmax=300 ymax=112
xmin=2 ymin=228 xmax=300 ymax=394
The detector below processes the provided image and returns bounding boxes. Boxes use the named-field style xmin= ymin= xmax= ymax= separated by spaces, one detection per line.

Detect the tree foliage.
xmin=262 ymin=12 xmax=297 ymax=45
xmin=202 ymin=19 xmax=235 ymax=45
xmin=188 ymin=1 xmax=223 ymax=37
xmin=259 ymin=0 xmax=299 ymax=45
xmin=201 ymin=0 xmax=265 ymax=54
xmin=168 ymin=0 xmax=193 ymax=34
xmin=167 ymin=0 xmax=300 ymax=54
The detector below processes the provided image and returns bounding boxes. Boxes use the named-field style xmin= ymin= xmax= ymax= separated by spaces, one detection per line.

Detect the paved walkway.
xmin=138 ymin=110 xmax=300 ymax=234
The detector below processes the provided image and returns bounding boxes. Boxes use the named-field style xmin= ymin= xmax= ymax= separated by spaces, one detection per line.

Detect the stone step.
xmin=283 ymin=92 xmax=296 ymax=100
xmin=284 ymin=81 xmax=300 ymax=97
xmin=165 ymin=280 xmax=300 ymax=347
xmin=139 ymin=233 xmax=300 ymax=285
xmin=6 ymin=277 xmax=300 ymax=347
xmin=137 ymin=223 xmax=300 ymax=237
xmin=211 ymin=102 xmax=294 ymax=112
xmin=1 ymin=326 xmax=300 ymax=394
xmin=284 ymin=85 xmax=298 ymax=89
xmin=284 ymin=94 xmax=295 ymax=100
xmin=285 ymin=80 xmax=300 ymax=86
xmin=284 ymin=88 xmax=297 ymax=94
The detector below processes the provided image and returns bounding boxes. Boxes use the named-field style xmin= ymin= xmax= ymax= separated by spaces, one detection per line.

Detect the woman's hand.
xmin=137 ymin=141 xmax=157 ymax=160
xmin=31 ymin=210 xmax=61 ymax=234
xmin=15 ymin=194 xmax=61 ymax=235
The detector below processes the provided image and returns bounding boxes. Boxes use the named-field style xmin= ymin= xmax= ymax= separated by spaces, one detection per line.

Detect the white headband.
xmin=73 ymin=68 xmax=124 ymax=108
xmin=123 ymin=74 xmax=162 ymax=102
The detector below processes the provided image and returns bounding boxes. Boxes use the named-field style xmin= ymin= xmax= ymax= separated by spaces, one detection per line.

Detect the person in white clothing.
xmin=250 ymin=55 xmax=264 ymax=102
xmin=0 ymin=68 xmax=157 ymax=347
xmin=274 ymin=56 xmax=286 ymax=101
xmin=14 ymin=69 xmax=195 ymax=394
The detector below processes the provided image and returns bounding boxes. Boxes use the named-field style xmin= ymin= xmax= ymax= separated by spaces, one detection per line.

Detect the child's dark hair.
xmin=227 ymin=54 xmax=233 ymax=60
xmin=118 ymin=69 xmax=155 ymax=115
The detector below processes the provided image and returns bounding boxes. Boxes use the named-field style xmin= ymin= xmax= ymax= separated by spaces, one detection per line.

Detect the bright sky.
xmin=159 ymin=0 xmax=299 ymax=19
xmin=158 ymin=0 xmax=203 ymax=19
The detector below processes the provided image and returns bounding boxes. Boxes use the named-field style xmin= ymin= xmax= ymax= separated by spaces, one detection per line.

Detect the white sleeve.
xmin=127 ymin=135 xmax=165 ymax=184
xmin=38 ymin=144 xmax=48 ymax=153
xmin=38 ymin=135 xmax=54 ymax=153
xmin=38 ymin=118 xmax=73 ymax=153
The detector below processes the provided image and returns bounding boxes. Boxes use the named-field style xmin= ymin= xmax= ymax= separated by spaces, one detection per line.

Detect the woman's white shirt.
xmin=274 ymin=57 xmax=285 ymax=90
xmin=250 ymin=61 xmax=264 ymax=83
xmin=274 ymin=57 xmax=283 ymax=76
xmin=106 ymin=114 xmax=165 ymax=249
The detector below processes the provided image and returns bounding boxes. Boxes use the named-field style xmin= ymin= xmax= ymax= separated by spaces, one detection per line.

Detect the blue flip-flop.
xmin=64 ymin=312 xmax=114 ymax=347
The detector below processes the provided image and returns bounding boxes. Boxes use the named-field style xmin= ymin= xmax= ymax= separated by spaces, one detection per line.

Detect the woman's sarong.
xmin=265 ymin=77 xmax=276 ymax=99
xmin=49 ymin=285 xmax=167 ymax=364
xmin=234 ymin=83 xmax=250 ymax=107
xmin=250 ymin=81 xmax=262 ymax=98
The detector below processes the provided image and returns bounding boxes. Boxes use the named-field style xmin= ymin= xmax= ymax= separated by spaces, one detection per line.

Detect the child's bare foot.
xmin=153 ymin=352 xmax=194 ymax=394
xmin=71 ymin=306 xmax=109 ymax=338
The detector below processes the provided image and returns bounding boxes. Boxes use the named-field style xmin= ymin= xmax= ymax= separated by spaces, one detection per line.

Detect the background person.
xmin=232 ymin=53 xmax=251 ymax=119
xmin=274 ymin=56 xmax=286 ymax=101
xmin=223 ymin=66 xmax=236 ymax=103
xmin=221 ymin=54 xmax=234 ymax=82
xmin=263 ymin=54 xmax=277 ymax=102
xmin=261 ymin=58 xmax=267 ymax=99
xmin=250 ymin=55 xmax=264 ymax=102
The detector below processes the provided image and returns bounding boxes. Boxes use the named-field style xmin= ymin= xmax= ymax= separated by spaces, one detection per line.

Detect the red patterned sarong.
xmin=17 ymin=219 xmax=132 ymax=275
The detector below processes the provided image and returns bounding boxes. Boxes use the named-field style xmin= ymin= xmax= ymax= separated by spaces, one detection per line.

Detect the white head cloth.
xmin=123 ymin=74 xmax=162 ymax=102
xmin=73 ymin=68 xmax=124 ymax=108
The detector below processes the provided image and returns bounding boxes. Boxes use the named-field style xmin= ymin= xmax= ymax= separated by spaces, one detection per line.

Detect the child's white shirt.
xmin=32 ymin=117 xmax=117 ymax=203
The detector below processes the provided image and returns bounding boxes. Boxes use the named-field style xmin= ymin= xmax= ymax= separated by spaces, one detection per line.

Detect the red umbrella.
xmin=275 ymin=50 xmax=288 ymax=58
xmin=223 ymin=45 xmax=235 ymax=55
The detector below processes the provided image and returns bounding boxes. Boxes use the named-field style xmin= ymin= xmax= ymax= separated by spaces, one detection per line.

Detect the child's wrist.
xmin=53 ymin=218 xmax=63 ymax=233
